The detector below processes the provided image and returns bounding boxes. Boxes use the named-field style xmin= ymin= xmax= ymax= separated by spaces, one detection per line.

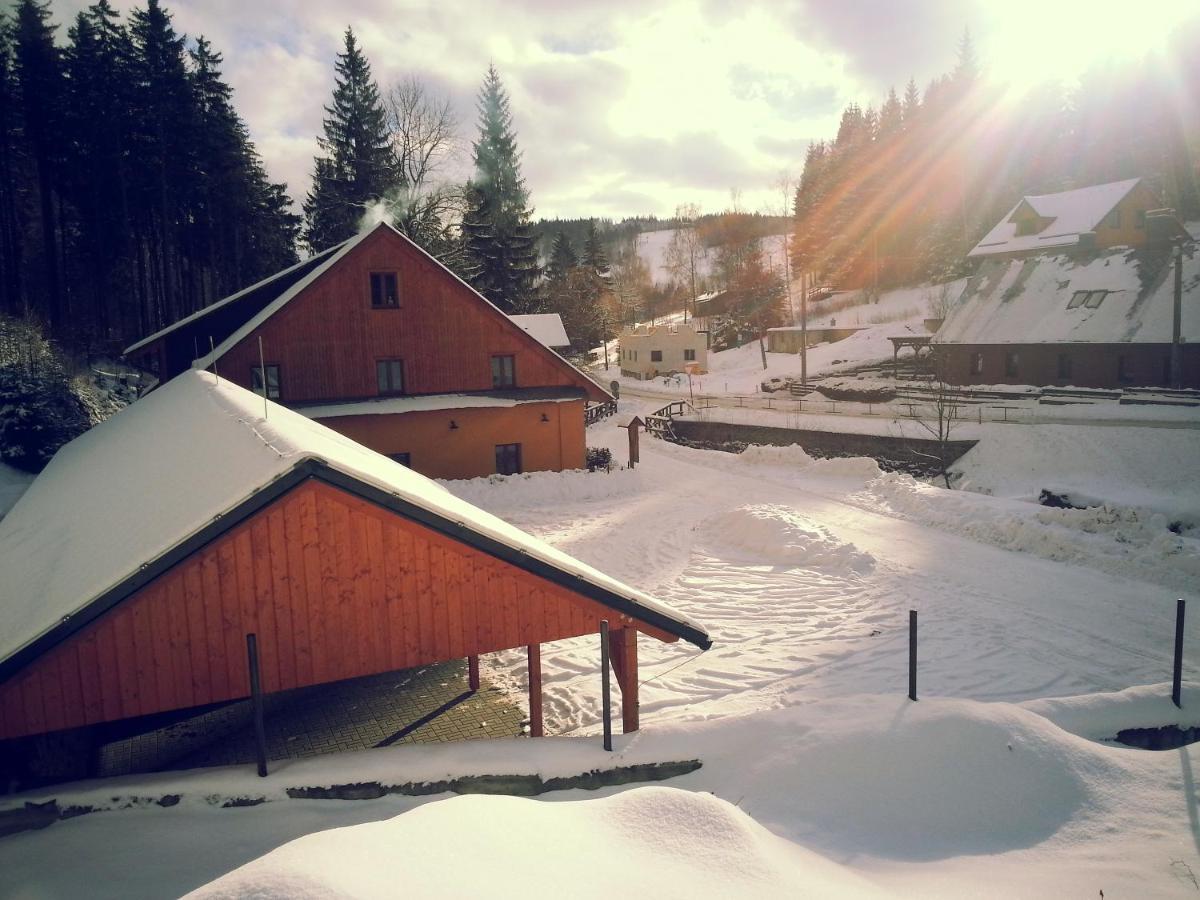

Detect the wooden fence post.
xmin=246 ymin=633 xmax=268 ymax=777
xmin=908 ymin=610 xmax=918 ymax=702
xmin=1173 ymin=598 xmax=1186 ymax=709
xmin=600 ymin=620 xmax=613 ymax=751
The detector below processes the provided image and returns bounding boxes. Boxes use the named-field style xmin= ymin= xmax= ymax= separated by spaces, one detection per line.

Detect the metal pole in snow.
xmin=908 ymin=610 xmax=918 ymax=702
xmin=257 ymin=335 xmax=269 ymax=420
xmin=209 ymin=336 xmax=219 ymax=383
xmin=601 ymin=619 xmax=613 ymax=751
xmin=247 ymin=633 xmax=268 ymax=777
xmin=1173 ymin=598 xmax=1186 ymax=709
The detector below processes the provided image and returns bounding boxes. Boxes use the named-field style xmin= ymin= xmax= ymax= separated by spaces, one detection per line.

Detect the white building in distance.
xmin=618 ymin=322 xmax=708 ymax=380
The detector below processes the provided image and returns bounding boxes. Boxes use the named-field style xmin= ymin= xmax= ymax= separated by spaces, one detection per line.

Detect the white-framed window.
xmin=491 ymin=354 xmax=516 ymax=388
xmin=370 ymin=272 xmax=399 ymax=308
xmin=376 ymin=359 xmax=405 ymax=395
xmin=251 ymin=364 xmax=281 ymax=400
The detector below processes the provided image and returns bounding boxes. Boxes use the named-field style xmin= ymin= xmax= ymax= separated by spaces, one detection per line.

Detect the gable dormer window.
xmin=370 ymin=272 xmax=399 ymax=308
xmin=1015 ymin=218 xmax=1040 ymax=237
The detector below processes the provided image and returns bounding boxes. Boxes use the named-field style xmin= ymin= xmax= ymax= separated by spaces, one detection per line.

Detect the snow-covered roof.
xmin=0 ymin=372 xmax=709 ymax=669
xmin=934 ymin=247 xmax=1199 ymax=344
xmin=297 ymin=388 xmax=585 ymax=420
xmin=510 ymin=314 xmax=570 ymax=348
xmin=968 ymin=179 xmax=1142 ymax=258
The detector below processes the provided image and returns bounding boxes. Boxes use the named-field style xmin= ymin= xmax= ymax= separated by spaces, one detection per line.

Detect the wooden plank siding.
xmin=0 ymin=478 xmax=670 ymax=741
xmin=214 ymin=227 xmax=604 ymax=405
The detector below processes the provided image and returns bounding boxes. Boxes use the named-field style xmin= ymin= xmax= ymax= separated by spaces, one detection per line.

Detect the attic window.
xmin=1105 ymin=209 xmax=1122 ymax=229
xmin=1015 ymin=218 xmax=1040 ymax=237
xmin=1067 ymin=290 xmax=1107 ymax=309
xmin=370 ymin=272 xmax=399 ymax=308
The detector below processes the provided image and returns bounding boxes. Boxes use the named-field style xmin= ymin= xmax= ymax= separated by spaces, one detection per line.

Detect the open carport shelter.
xmin=0 ymin=372 xmax=709 ymax=777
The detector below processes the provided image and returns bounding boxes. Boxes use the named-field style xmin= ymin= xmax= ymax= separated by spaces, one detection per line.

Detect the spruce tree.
xmin=902 ymin=78 xmax=921 ymax=126
xmin=582 ymin=219 xmax=608 ymax=273
xmin=12 ymin=0 xmax=65 ymax=330
xmin=461 ymin=65 xmax=538 ymax=313
xmin=0 ymin=16 xmax=24 ymax=318
xmin=545 ymin=230 xmax=577 ymax=283
xmin=303 ymin=28 xmax=395 ymax=251
xmin=66 ymin=0 xmax=135 ymax=338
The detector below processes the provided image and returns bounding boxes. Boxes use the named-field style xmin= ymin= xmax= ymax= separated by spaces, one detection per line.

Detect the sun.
xmin=979 ymin=0 xmax=1197 ymax=90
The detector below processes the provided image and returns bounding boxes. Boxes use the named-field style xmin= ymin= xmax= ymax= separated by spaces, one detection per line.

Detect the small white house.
xmin=618 ymin=322 xmax=707 ymax=380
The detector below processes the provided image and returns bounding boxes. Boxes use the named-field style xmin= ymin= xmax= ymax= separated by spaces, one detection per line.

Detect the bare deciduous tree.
xmin=381 ymin=76 xmax=466 ymax=258
xmin=911 ymin=352 xmax=961 ymax=488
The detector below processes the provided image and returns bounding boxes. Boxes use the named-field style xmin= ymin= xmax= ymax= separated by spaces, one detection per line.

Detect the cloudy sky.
xmin=52 ymin=0 xmax=1200 ymax=220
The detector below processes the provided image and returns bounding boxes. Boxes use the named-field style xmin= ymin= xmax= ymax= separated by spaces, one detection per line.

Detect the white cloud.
xmin=46 ymin=0 xmax=1200 ymax=219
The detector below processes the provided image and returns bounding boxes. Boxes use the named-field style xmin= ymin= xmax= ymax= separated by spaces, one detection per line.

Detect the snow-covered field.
xmin=3 ymin=405 xmax=1200 ymax=897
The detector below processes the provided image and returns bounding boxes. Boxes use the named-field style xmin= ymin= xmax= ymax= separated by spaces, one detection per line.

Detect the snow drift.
xmin=185 ymin=786 xmax=888 ymax=899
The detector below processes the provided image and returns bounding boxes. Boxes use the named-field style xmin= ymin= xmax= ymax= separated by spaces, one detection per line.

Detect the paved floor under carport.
xmin=97 ymin=660 xmax=528 ymax=777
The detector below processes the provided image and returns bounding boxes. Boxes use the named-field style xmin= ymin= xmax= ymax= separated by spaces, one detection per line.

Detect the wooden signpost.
xmin=620 ymin=416 xmax=644 ymax=469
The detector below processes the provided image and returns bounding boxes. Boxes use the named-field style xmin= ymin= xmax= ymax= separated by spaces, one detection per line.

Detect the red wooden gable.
xmin=210 ymin=225 xmax=608 ymax=405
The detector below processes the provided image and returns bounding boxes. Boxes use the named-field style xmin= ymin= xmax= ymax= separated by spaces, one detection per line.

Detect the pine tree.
xmin=0 ymin=16 xmax=25 ymax=318
xmin=902 ymin=78 xmax=920 ymax=125
xmin=545 ymin=230 xmax=576 ymax=283
xmin=128 ymin=0 xmax=194 ymax=329
xmin=582 ymin=219 xmax=608 ymax=273
xmin=461 ymin=65 xmax=539 ymax=313
xmin=303 ymin=28 xmax=395 ymax=251
xmin=952 ymin=28 xmax=979 ymax=86
xmin=65 ymin=0 xmax=135 ymax=339
xmin=879 ymin=86 xmax=902 ymax=138
xmin=12 ymin=0 xmax=66 ymax=330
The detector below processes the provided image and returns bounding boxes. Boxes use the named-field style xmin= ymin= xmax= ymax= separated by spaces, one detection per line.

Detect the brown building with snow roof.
xmin=124 ymin=222 xmax=611 ymax=480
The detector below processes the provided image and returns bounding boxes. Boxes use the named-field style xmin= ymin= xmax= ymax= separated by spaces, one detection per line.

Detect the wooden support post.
xmin=527 ymin=644 xmax=543 ymax=737
xmin=1173 ymin=598 xmax=1186 ymax=709
xmin=908 ymin=610 xmax=918 ymax=702
xmin=600 ymin=620 xmax=613 ymax=751
xmin=608 ymin=627 xmax=640 ymax=734
xmin=246 ymin=633 xmax=268 ymax=777
xmin=468 ymin=654 xmax=480 ymax=692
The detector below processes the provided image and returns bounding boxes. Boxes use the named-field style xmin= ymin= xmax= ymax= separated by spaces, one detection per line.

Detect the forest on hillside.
xmin=0 ymin=0 xmax=301 ymax=352
xmin=791 ymin=30 xmax=1200 ymax=292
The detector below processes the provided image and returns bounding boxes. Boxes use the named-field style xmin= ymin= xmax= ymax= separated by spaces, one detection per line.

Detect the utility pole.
xmin=801 ymin=271 xmax=809 ymax=386
xmin=1171 ymin=243 xmax=1183 ymax=390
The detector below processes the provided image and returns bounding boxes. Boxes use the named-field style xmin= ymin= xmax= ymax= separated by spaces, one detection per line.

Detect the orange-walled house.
xmin=124 ymin=222 xmax=611 ymax=480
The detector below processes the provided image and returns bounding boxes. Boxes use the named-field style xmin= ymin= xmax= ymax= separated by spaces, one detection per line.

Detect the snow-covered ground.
xmin=4 ymin=404 xmax=1200 ymax=897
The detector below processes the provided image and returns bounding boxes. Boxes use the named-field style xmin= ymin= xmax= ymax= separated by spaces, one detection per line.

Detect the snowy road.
xmin=450 ymin=412 xmax=1198 ymax=734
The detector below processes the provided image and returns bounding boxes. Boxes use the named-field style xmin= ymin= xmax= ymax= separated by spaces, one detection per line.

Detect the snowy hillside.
xmin=635 ymin=228 xmax=789 ymax=285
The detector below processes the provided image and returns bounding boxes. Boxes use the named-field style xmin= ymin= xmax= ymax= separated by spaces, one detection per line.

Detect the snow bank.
xmin=446 ymin=465 xmax=643 ymax=509
xmin=854 ymin=471 xmax=1200 ymax=593
xmin=708 ymin=505 xmax=875 ymax=573
xmin=737 ymin=443 xmax=883 ymax=479
xmin=1023 ymin=683 xmax=1200 ymax=742
xmin=185 ymin=786 xmax=887 ymax=899
xmin=951 ymin=423 xmax=1200 ymax=527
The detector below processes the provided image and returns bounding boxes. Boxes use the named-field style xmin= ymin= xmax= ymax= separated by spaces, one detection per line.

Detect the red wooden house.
xmin=123 ymin=222 xmax=611 ymax=480
xmin=0 ymin=372 xmax=709 ymax=772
